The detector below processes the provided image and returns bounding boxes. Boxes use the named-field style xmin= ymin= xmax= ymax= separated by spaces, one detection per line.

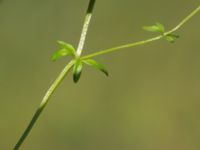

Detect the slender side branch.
xmin=76 ymin=0 xmax=96 ymax=56
xmin=13 ymin=60 xmax=74 ymax=150
xmin=166 ymin=5 xmax=200 ymax=34
xmin=82 ymin=5 xmax=200 ymax=60
xmin=81 ymin=36 xmax=162 ymax=59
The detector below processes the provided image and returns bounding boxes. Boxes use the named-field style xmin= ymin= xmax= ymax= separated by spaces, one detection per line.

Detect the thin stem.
xmin=76 ymin=0 xmax=96 ymax=56
xmin=13 ymin=60 xmax=74 ymax=150
xmin=81 ymin=5 xmax=200 ymax=60
xmin=81 ymin=36 xmax=162 ymax=59
xmin=166 ymin=5 xmax=200 ymax=34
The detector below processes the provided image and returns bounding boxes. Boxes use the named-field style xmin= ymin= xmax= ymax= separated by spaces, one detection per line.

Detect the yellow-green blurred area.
xmin=1 ymin=0 xmax=200 ymax=149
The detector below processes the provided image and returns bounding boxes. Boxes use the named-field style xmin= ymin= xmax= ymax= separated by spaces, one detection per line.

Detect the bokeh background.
xmin=0 ymin=0 xmax=200 ymax=149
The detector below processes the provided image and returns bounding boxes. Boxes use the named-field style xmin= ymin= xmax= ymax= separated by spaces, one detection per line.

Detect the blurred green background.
xmin=0 ymin=0 xmax=200 ymax=149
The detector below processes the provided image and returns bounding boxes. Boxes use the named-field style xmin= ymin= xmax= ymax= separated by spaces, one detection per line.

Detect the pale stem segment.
xmin=76 ymin=0 xmax=96 ymax=56
xmin=13 ymin=60 xmax=74 ymax=150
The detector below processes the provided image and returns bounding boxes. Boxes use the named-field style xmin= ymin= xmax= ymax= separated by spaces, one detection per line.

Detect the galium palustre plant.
xmin=14 ymin=0 xmax=200 ymax=149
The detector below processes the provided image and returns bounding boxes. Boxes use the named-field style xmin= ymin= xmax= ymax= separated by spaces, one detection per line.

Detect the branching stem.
xmin=81 ymin=5 xmax=200 ymax=60
xmin=14 ymin=4 xmax=200 ymax=150
xmin=14 ymin=1 xmax=96 ymax=149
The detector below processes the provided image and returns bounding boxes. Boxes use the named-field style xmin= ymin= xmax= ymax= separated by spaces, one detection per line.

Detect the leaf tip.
xmin=103 ymin=70 xmax=109 ymax=77
xmin=73 ymin=59 xmax=83 ymax=83
xmin=73 ymin=74 xmax=81 ymax=83
xmin=142 ymin=22 xmax=165 ymax=33
xmin=165 ymin=33 xmax=180 ymax=43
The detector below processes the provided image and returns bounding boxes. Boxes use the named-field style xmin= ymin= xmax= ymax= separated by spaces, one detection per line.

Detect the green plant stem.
xmin=81 ymin=5 xmax=200 ymax=60
xmin=13 ymin=60 xmax=74 ymax=150
xmin=166 ymin=5 xmax=200 ymax=34
xmin=76 ymin=0 xmax=96 ymax=56
xmin=81 ymin=35 xmax=163 ymax=59
xmin=13 ymin=4 xmax=200 ymax=150
xmin=14 ymin=1 xmax=97 ymax=149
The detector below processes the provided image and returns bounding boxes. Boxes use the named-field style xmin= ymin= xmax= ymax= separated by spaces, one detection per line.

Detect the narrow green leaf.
xmin=155 ymin=22 xmax=165 ymax=33
xmin=83 ymin=59 xmax=109 ymax=76
xmin=165 ymin=34 xmax=179 ymax=43
xmin=51 ymin=41 xmax=76 ymax=61
xmin=143 ymin=25 xmax=160 ymax=32
xmin=51 ymin=49 xmax=72 ymax=61
xmin=73 ymin=59 xmax=83 ymax=83
xmin=143 ymin=22 xmax=165 ymax=33
xmin=57 ymin=41 xmax=75 ymax=53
